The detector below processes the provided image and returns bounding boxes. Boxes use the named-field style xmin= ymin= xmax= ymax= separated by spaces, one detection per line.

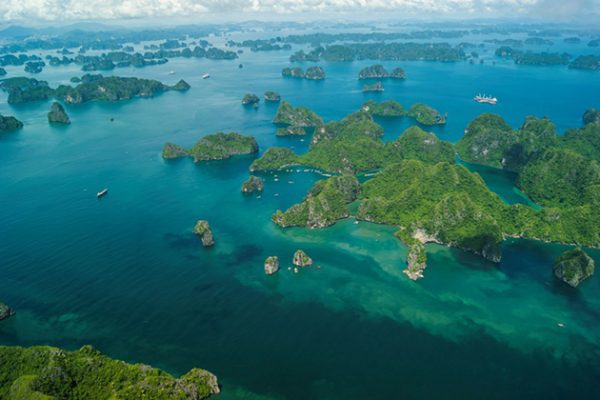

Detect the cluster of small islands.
xmin=158 ymin=100 xmax=599 ymax=286
xmin=1 ymin=20 xmax=599 ymax=399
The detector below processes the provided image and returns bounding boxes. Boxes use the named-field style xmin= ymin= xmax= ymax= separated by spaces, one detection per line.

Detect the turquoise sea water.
xmin=1 ymin=41 xmax=600 ymax=399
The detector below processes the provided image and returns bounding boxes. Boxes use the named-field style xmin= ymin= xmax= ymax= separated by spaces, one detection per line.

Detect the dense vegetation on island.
xmin=290 ymin=42 xmax=466 ymax=63
xmin=0 ymin=345 xmax=219 ymax=399
xmin=569 ymin=55 xmax=600 ymax=71
xmin=253 ymin=110 xmax=453 ymax=175
xmin=554 ymin=247 xmax=595 ymax=287
xmin=358 ymin=64 xmax=405 ymax=80
xmin=194 ymin=220 xmax=215 ymax=247
xmin=258 ymin=105 xmax=600 ymax=279
xmin=456 ymin=112 xmax=600 ymax=208
xmin=163 ymin=132 xmax=258 ymax=163
xmin=273 ymin=175 xmax=360 ymax=228
xmin=361 ymin=99 xmax=446 ymax=125
xmin=282 ymin=66 xmax=325 ymax=80
xmin=0 ymin=75 xmax=190 ymax=104
xmin=553 ymin=247 xmax=595 ymax=287
xmin=0 ymin=114 xmax=23 ymax=133
xmin=47 ymin=102 xmax=70 ymax=124
xmin=495 ymin=47 xmax=571 ymax=65
xmin=272 ymin=101 xmax=323 ymax=128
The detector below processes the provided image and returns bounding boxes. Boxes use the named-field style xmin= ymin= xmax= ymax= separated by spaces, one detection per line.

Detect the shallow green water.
xmin=1 ymin=41 xmax=600 ymax=399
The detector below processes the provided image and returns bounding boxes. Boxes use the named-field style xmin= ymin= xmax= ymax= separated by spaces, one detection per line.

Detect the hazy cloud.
xmin=0 ymin=0 xmax=597 ymax=22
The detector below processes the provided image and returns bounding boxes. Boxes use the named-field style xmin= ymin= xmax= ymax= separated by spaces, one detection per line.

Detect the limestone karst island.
xmin=1 ymin=1 xmax=599 ymax=399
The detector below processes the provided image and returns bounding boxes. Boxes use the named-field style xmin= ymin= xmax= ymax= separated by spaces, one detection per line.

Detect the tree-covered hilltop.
xmin=358 ymin=64 xmax=405 ymax=80
xmin=281 ymin=66 xmax=325 ymax=80
xmin=517 ymin=148 xmax=600 ymax=208
xmin=0 ymin=74 xmax=190 ymax=104
xmin=0 ymin=114 xmax=23 ymax=133
xmin=242 ymin=93 xmax=260 ymax=106
xmin=162 ymin=132 xmax=258 ymax=163
xmin=281 ymin=67 xmax=306 ymax=78
xmin=273 ymin=175 xmax=360 ymax=228
xmin=47 ymin=102 xmax=70 ymax=124
xmin=456 ymin=113 xmax=557 ymax=170
xmin=252 ymin=111 xmax=454 ymax=174
xmin=272 ymin=101 xmax=323 ymax=127
xmin=362 ymin=100 xmax=446 ymax=125
xmin=456 ymin=112 xmax=600 ymax=208
xmin=406 ymin=103 xmax=447 ymax=126
xmin=249 ymin=147 xmax=299 ymax=172
xmin=0 ymin=344 xmax=219 ymax=400
xmin=0 ymin=77 xmax=55 ymax=103
xmin=358 ymin=161 xmax=508 ymax=271
xmin=362 ymin=100 xmax=404 ymax=117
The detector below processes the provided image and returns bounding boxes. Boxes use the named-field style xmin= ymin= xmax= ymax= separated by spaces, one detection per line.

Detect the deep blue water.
xmin=1 ymin=38 xmax=600 ymax=399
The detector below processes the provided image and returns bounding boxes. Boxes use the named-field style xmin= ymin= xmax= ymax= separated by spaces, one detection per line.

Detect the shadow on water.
xmin=164 ymin=232 xmax=200 ymax=249
xmin=224 ymin=244 xmax=263 ymax=267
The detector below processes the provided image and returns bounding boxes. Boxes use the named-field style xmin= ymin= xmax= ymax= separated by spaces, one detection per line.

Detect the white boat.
xmin=202 ymin=73 xmax=210 ymax=79
xmin=97 ymin=188 xmax=108 ymax=198
xmin=474 ymin=94 xmax=498 ymax=105
xmin=168 ymin=70 xmax=175 ymax=75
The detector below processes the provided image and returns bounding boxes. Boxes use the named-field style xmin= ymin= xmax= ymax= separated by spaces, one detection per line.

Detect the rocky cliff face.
xmin=293 ymin=250 xmax=313 ymax=267
xmin=264 ymin=256 xmax=280 ymax=275
xmin=0 ymin=302 xmax=15 ymax=320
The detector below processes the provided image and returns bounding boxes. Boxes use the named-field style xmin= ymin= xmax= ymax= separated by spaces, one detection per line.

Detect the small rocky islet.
xmin=264 ymin=256 xmax=280 ymax=275
xmin=553 ymin=247 xmax=595 ymax=287
xmin=241 ymin=176 xmax=264 ymax=193
xmin=293 ymin=250 xmax=313 ymax=267
xmin=194 ymin=220 xmax=215 ymax=247
xmin=362 ymin=81 xmax=384 ymax=92
xmin=0 ymin=114 xmax=23 ymax=133
xmin=264 ymin=91 xmax=281 ymax=102
xmin=242 ymin=93 xmax=260 ymax=107
xmin=0 ymin=302 xmax=15 ymax=320
xmin=47 ymin=101 xmax=70 ymax=124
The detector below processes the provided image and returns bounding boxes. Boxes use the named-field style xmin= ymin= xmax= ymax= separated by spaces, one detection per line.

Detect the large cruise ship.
xmin=474 ymin=94 xmax=498 ymax=104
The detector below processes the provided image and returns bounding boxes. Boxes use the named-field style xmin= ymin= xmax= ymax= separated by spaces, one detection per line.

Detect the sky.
xmin=0 ymin=0 xmax=598 ymax=24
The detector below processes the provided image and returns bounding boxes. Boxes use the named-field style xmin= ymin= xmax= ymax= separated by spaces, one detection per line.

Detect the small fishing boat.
xmin=202 ymin=73 xmax=210 ymax=79
xmin=97 ymin=188 xmax=108 ymax=198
